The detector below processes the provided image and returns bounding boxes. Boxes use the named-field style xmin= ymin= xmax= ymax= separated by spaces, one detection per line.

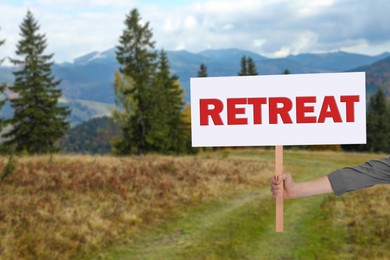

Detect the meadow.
xmin=0 ymin=150 xmax=389 ymax=259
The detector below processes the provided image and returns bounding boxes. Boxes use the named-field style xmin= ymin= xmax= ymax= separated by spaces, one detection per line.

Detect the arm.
xmin=271 ymin=156 xmax=390 ymax=199
xmin=271 ymin=173 xmax=333 ymax=199
xmin=328 ymin=156 xmax=390 ymax=196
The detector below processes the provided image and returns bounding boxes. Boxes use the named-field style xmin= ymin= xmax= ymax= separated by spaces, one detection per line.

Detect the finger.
xmin=271 ymin=183 xmax=281 ymax=191
xmin=276 ymin=173 xmax=292 ymax=184
xmin=277 ymin=173 xmax=288 ymax=181
xmin=272 ymin=176 xmax=283 ymax=185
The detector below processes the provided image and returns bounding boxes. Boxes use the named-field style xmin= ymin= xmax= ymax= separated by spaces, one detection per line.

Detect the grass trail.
xmin=98 ymin=150 xmax=386 ymax=259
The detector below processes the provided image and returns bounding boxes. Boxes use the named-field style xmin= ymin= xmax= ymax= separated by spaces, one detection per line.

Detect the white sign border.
xmin=190 ymin=72 xmax=366 ymax=147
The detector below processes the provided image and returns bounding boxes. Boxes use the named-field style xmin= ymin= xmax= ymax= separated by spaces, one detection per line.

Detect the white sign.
xmin=191 ymin=72 xmax=366 ymax=147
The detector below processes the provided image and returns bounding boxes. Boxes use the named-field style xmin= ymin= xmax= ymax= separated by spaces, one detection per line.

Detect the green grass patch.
xmin=97 ymin=150 xmax=390 ymax=259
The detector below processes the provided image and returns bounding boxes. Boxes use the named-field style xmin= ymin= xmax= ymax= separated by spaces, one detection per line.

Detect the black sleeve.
xmin=327 ymin=156 xmax=390 ymax=196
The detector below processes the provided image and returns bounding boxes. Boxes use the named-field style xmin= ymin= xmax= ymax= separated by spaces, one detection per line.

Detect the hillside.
xmin=350 ymin=56 xmax=390 ymax=95
xmin=60 ymin=116 xmax=121 ymax=154
xmin=61 ymin=99 xmax=115 ymax=126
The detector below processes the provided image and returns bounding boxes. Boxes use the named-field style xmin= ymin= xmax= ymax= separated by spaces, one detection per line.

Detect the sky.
xmin=1 ymin=0 xmax=390 ymax=64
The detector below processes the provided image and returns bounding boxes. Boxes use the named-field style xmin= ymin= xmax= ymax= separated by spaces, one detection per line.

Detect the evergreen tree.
xmin=149 ymin=50 xmax=187 ymax=153
xmin=283 ymin=69 xmax=290 ymax=74
xmin=4 ymin=11 xmax=70 ymax=154
xmin=197 ymin=63 xmax=208 ymax=77
xmin=366 ymin=89 xmax=390 ymax=152
xmin=238 ymin=56 xmax=248 ymax=76
xmin=238 ymin=56 xmax=258 ymax=76
xmin=115 ymin=8 xmax=157 ymax=155
xmin=247 ymin=57 xmax=258 ymax=75
xmin=114 ymin=9 xmax=192 ymax=155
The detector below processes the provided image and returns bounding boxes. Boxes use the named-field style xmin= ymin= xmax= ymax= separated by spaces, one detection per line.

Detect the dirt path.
xmin=97 ymin=151 xmax=374 ymax=259
xmin=101 ymin=187 xmax=327 ymax=259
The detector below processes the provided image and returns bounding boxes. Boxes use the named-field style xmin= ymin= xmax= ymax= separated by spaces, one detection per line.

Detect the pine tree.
xmin=247 ymin=57 xmax=258 ymax=75
xmin=238 ymin=56 xmax=248 ymax=76
xmin=4 ymin=11 xmax=70 ymax=154
xmin=150 ymin=50 xmax=187 ymax=153
xmin=114 ymin=9 xmax=192 ymax=155
xmin=366 ymin=89 xmax=390 ymax=152
xmin=114 ymin=8 xmax=158 ymax=154
xmin=238 ymin=56 xmax=258 ymax=76
xmin=197 ymin=63 xmax=208 ymax=77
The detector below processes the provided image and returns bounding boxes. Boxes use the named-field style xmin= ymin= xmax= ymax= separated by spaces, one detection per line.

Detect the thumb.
xmin=281 ymin=172 xmax=294 ymax=189
xmin=276 ymin=172 xmax=291 ymax=182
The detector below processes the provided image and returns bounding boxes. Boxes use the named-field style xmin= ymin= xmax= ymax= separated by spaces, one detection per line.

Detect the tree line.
xmin=0 ymin=9 xmax=389 ymax=155
xmin=343 ymin=89 xmax=390 ymax=153
xmin=0 ymin=9 xmax=192 ymax=155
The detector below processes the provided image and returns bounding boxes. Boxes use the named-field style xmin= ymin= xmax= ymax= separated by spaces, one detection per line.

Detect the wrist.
xmin=286 ymin=182 xmax=300 ymax=199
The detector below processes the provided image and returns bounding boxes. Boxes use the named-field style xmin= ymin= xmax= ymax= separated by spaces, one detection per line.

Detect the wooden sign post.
xmin=190 ymin=72 xmax=366 ymax=232
xmin=275 ymin=145 xmax=284 ymax=232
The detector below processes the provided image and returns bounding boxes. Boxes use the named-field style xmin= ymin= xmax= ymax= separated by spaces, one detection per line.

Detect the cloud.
xmin=0 ymin=0 xmax=135 ymax=64
xmin=156 ymin=0 xmax=390 ymax=56
xmin=0 ymin=0 xmax=390 ymax=65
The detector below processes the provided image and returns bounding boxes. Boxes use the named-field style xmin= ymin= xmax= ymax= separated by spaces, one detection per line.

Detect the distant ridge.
xmin=287 ymin=51 xmax=389 ymax=71
xmin=198 ymin=48 xmax=267 ymax=62
xmin=1 ymin=48 xmax=389 ymax=125
xmin=349 ymin=56 xmax=390 ymax=96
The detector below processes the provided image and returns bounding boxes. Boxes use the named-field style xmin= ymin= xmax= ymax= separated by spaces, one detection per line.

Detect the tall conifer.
xmin=238 ymin=56 xmax=248 ymax=76
xmin=238 ymin=56 xmax=258 ymax=76
xmin=151 ymin=50 xmax=186 ymax=153
xmin=114 ymin=9 xmax=191 ymax=154
xmin=366 ymin=89 xmax=390 ymax=152
xmin=5 ymin=11 xmax=70 ymax=154
xmin=247 ymin=57 xmax=258 ymax=75
xmin=115 ymin=8 xmax=157 ymax=154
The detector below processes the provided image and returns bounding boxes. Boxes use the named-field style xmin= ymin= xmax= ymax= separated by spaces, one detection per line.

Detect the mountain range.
xmin=1 ymin=48 xmax=389 ymax=125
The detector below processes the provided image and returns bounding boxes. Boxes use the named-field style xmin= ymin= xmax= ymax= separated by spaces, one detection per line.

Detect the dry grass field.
xmin=0 ymin=150 xmax=389 ymax=259
xmin=0 ymin=153 xmax=270 ymax=259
